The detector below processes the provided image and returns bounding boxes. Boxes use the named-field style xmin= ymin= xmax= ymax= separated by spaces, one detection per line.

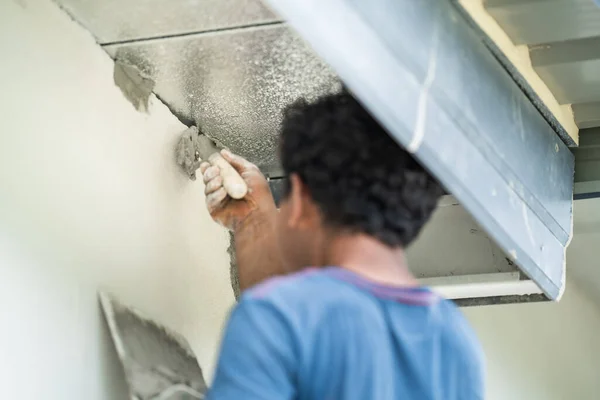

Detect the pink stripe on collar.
xmin=322 ymin=267 xmax=438 ymax=306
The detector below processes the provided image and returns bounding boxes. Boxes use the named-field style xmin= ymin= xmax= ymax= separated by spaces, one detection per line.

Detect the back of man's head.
xmin=279 ymin=92 xmax=443 ymax=248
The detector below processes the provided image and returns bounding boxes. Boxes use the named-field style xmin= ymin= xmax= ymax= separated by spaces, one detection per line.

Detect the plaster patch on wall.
xmin=113 ymin=60 xmax=155 ymax=112
xmin=228 ymin=232 xmax=241 ymax=300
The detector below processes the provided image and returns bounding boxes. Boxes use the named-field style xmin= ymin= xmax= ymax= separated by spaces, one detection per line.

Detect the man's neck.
xmin=322 ymin=234 xmax=419 ymax=287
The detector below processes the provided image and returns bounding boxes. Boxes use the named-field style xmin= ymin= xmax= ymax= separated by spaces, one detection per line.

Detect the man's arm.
xmin=200 ymin=150 xmax=286 ymax=290
xmin=206 ymin=298 xmax=297 ymax=399
xmin=233 ymin=209 xmax=286 ymax=290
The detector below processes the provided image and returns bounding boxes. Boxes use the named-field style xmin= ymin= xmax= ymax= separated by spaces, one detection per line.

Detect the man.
xmin=202 ymin=92 xmax=484 ymax=399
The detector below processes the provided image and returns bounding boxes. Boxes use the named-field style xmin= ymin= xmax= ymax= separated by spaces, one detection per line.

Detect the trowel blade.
xmin=175 ymin=126 xmax=222 ymax=181
xmin=195 ymin=133 xmax=221 ymax=161
xmin=99 ymin=293 xmax=207 ymax=399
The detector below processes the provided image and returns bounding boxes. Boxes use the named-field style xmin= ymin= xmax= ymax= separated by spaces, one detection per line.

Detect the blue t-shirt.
xmin=207 ymin=267 xmax=485 ymax=399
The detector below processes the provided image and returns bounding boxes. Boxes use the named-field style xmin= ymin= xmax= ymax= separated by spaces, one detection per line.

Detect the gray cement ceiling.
xmin=104 ymin=26 xmax=339 ymax=176
xmin=485 ymin=0 xmax=600 ymax=132
xmin=56 ymin=0 xmax=340 ymax=177
xmin=57 ymin=0 xmax=281 ymax=44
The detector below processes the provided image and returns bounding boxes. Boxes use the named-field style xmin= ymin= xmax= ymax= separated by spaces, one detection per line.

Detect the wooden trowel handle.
xmin=208 ymin=152 xmax=248 ymax=200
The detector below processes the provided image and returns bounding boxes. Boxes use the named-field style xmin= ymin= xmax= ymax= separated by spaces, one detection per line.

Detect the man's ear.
xmin=287 ymin=173 xmax=306 ymax=229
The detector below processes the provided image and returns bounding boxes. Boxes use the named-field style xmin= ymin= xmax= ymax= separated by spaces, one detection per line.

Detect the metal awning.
xmin=265 ymin=0 xmax=574 ymax=300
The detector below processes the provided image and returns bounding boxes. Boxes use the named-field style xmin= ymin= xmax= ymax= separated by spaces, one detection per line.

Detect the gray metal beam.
xmin=264 ymin=0 xmax=574 ymax=300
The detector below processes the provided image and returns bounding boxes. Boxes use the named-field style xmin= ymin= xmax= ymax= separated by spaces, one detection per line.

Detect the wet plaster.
xmin=113 ymin=60 xmax=155 ymax=112
xmin=228 ymin=232 xmax=241 ymax=300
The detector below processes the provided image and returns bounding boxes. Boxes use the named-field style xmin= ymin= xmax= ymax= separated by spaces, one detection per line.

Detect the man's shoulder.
xmin=240 ymin=268 xmax=375 ymax=317
xmin=438 ymin=300 xmax=486 ymax=370
xmin=243 ymin=268 xmax=360 ymax=303
xmin=244 ymin=268 xmax=323 ymax=300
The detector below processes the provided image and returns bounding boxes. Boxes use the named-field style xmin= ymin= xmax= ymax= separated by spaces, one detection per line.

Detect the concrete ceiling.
xmin=103 ymin=26 xmax=339 ymax=176
xmin=57 ymin=0 xmax=280 ymax=44
xmin=56 ymin=0 xmax=339 ymax=177
xmin=485 ymin=0 xmax=600 ymax=132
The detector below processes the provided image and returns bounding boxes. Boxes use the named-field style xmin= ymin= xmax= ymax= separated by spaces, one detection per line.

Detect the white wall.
xmin=0 ymin=233 xmax=130 ymax=399
xmin=0 ymin=0 xmax=235 ymax=398
xmin=465 ymin=279 xmax=600 ymax=400
xmin=566 ymin=198 xmax=600 ymax=304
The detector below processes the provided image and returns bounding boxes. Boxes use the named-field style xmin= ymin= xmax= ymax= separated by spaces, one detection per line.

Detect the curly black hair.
xmin=279 ymin=92 xmax=443 ymax=248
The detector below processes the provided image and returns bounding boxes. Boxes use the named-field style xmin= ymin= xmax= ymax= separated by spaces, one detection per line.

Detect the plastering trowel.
xmin=99 ymin=293 xmax=207 ymax=400
xmin=175 ymin=126 xmax=248 ymax=199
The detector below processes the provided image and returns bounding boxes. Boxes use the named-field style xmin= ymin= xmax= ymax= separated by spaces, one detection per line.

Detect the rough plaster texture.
xmin=103 ymin=24 xmax=341 ymax=176
xmin=465 ymin=278 xmax=600 ymax=400
xmin=0 ymin=0 xmax=234 ymax=397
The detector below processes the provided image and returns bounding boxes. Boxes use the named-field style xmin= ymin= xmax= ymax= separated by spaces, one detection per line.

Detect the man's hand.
xmin=201 ymin=150 xmax=284 ymax=290
xmin=200 ymin=150 xmax=276 ymax=231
